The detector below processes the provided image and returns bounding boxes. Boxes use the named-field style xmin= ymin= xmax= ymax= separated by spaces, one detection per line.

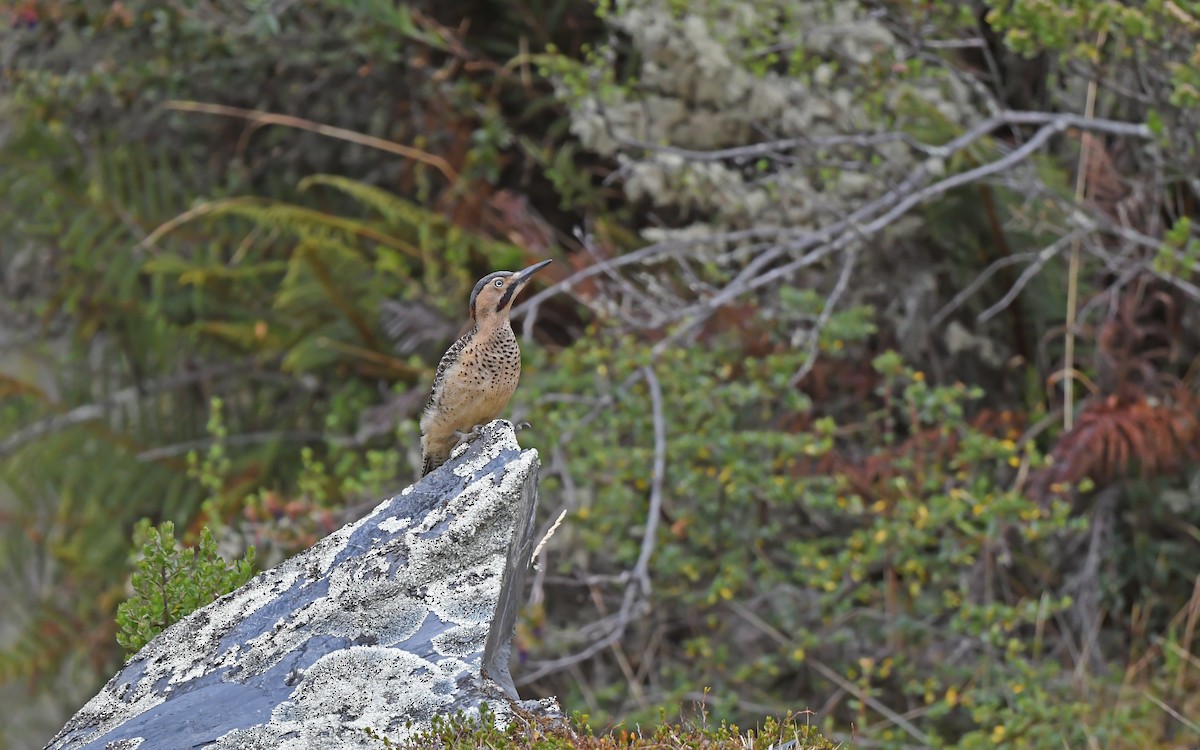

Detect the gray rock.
xmin=46 ymin=420 xmax=557 ymax=750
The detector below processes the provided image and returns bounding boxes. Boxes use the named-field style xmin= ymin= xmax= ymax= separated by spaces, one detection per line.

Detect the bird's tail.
xmin=421 ymin=452 xmax=443 ymax=477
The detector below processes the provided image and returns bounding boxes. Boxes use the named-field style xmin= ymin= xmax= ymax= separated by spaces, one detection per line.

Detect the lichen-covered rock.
xmin=46 ymin=420 xmax=555 ymax=750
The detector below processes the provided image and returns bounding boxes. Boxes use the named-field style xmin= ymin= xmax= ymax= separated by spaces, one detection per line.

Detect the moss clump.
xmin=382 ymin=706 xmax=836 ymax=749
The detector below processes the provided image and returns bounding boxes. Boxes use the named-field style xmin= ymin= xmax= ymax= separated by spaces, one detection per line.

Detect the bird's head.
xmin=468 ymin=259 xmax=552 ymax=322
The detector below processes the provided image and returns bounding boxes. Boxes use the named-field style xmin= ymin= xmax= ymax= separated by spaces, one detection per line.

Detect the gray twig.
xmin=976 ymin=231 xmax=1084 ymax=323
xmin=598 ymin=110 xmax=1149 ymax=165
xmin=0 ymin=361 xmax=277 ymax=458
xmin=634 ymin=366 xmax=666 ymax=597
xmin=787 ymin=245 xmax=860 ymax=389
xmin=520 ymin=109 xmax=1157 ymax=346
xmin=136 ymin=430 xmax=326 ymax=462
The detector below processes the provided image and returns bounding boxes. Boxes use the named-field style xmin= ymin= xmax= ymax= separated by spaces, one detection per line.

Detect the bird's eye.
xmin=494 ymin=278 xmax=504 ymax=288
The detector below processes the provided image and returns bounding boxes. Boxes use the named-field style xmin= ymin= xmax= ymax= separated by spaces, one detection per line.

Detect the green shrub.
xmin=518 ymin=313 xmax=1195 ymax=744
xmin=115 ymin=521 xmax=255 ymax=655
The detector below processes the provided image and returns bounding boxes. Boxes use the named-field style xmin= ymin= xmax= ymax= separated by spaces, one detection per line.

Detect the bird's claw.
xmin=453 ymin=424 xmax=485 ymax=447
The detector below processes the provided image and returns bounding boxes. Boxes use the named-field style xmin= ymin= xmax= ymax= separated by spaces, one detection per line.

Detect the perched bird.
xmin=419 ymin=259 xmax=552 ymax=476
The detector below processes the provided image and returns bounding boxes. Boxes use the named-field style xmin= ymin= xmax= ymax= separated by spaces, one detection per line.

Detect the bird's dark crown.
xmin=469 ymin=271 xmax=515 ymax=319
xmin=466 ymin=259 xmax=552 ymax=320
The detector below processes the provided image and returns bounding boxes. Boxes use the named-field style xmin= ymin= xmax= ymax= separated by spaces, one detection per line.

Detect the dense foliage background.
xmin=3 ymin=0 xmax=1200 ymax=747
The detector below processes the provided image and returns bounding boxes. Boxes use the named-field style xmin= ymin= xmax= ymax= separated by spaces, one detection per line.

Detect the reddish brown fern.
xmin=1032 ymin=277 xmax=1199 ymax=501
xmin=1029 ymin=385 xmax=1200 ymax=501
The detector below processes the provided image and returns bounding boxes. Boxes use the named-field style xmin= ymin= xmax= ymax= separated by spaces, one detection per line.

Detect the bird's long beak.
xmin=512 ymin=258 xmax=553 ymax=286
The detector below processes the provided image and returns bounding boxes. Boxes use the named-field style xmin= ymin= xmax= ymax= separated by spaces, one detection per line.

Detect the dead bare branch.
xmin=518 ymin=366 xmax=666 ymax=685
xmin=596 ymin=110 xmax=1149 ymax=165
xmin=787 ymin=245 xmax=859 ymax=388
xmin=977 ymin=231 xmax=1084 ymax=323
xmin=635 ymin=366 xmax=666 ymax=598
xmin=519 ymin=110 xmax=1158 ymax=351
xmin=0 ymin=360 xmax=281 ymax=458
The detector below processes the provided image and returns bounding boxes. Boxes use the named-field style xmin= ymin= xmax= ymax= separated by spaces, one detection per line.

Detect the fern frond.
xmin=1030 ymin=386 xmax=1200 ymax=500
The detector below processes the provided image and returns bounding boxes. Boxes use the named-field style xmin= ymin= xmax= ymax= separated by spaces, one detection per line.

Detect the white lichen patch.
xmin=378 ymin=515 xmax=412 ymax=533
xmin=428 ymin=560 xmax=505 ymax=624
xmin=432 ymin=623 xmax=491 ymax=658
xmin=48 ymin=421 xmax=544 ymax=750
xmin=212 ymin=648 xmax=469 ymax=749
xmin=65 ymin=564 xmax=309 ymax=738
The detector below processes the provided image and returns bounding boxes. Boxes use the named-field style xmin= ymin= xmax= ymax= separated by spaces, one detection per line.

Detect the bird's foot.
xmin=453 ymin=424 xmax=485 ymax=447
xmin=514 ymin=420 xmax=532 ymax=433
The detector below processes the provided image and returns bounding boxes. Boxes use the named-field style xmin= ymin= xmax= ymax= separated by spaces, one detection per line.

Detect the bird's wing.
xmin=423 ymin=327 xmax=475 ymax=416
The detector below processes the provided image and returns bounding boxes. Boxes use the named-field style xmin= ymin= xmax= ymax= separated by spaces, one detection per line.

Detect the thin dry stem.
xmin=164 ymin=100 xmax=458 ymax=182
xmin=1064 ymin=30 xmax=1106 ymax=429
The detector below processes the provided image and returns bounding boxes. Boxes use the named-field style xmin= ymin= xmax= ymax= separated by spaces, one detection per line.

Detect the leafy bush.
xmin=115 ymin=521 xmax=255 ymax=655
xmin=517 ymin=313 xmax=1199 ymax=745
xmin=506 ymin=1 xmax=1200 ymax=742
